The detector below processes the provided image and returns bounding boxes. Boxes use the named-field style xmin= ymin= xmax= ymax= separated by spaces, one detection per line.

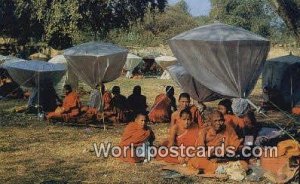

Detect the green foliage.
xmin=0 ymin=0 xmax=167 ymax=49
xmin=108 ymin=2 xmax=199 ymax=47
xmin=210 ymin=0 xmax=274 ymax=37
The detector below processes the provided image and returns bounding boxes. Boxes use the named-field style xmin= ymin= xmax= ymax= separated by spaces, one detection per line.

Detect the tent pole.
xmin=37 ymin=72 xmax=40 ymax=121
xmin=100 ymin=84 xmax=106 ymax=131
xmin=290 ymin=74 xmax=293 ymax=109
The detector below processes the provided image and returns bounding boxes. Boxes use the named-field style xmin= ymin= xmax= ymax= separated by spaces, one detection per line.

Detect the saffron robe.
xmin=188 ymin=124 xmax=242 ymax=174
xmin=119 ymin=122 xmax=155 ymax=163
xmin=47 ymin=91 xmax=81 ymax=121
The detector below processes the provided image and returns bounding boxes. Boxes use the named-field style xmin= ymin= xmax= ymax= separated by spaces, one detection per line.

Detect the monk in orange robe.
xmin=218 ymin=99 xmax=260 ymax=139
xmin=148 ymin=86 xmax=177 ymax=123
xmin=81 ymin=84 xmax=113 ymax=120
xmin=158 ymin=108 xmax=199 ymax=164
xmin=187 ymin=111 xmax=243 ymax=174
xmin=217 ymin=99 xmax=235 ymax=124
xmin=119 ymin=113 xmax=155 ymax=163
xmin=46 ymin=84 xmax=81 ymax=122
xmin=170 ymin=93 xmax=205 ymax=128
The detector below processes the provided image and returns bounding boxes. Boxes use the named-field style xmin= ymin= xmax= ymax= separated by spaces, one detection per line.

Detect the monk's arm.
xmin=167 ymin=125 xmax=178 ymax=147
xmin=170 ymin=113 xmax=176 ymax=126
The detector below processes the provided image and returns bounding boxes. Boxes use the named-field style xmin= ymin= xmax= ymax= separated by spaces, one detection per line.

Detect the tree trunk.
xmin=268 ymin=0 xmax=300 ymax=44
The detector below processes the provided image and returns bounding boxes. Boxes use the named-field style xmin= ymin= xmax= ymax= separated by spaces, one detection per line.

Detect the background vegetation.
xmin=0 ymin=0 xmax=299 ymax=55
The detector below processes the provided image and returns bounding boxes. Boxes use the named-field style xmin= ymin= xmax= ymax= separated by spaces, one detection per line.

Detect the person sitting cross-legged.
xmin=46 ymin=84 xmax=81 ymax=122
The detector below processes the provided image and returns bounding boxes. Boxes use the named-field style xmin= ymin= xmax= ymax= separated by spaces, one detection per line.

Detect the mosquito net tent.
xmin=169 ymin=23 xmax=270 ymax=98
xmin=262 ymin=54 xmax=300 ymax=110
xmin=155 ymin=56 xmax=177 ymax=80
xmin=64 ymin=42 xmax=128 ymax=88
xmin=167 ymin=64 xmax=222 ymax=102
xmin=124 ymin=53 xmax=143 ymax=78
xmin=48 ymin=55 xmax=79 ymax=92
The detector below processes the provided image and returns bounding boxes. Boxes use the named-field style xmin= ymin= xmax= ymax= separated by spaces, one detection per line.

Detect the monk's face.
xmin=178 ymin=97 xmax=190 ymax=110
xmin=211 ymin=113 xmax=225 ymax=132
xmin=217 ymin=105 xmax=227 ymax=115
xmin=64 ymin=88 xmax=71 ymax=95
xmin=180 ymin=113 xmax=192 ymax=129
xmin=135 ymin=115 xmax=147 ymax=128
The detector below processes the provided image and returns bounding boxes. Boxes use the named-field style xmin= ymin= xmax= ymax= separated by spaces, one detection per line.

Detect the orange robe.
xmin=148 ymin=94 xmax=172 ymax=123
xmin=81 ymin=91 xmax=113 ymax=119
xmin=224 ymin=113 xmax=260 ymax=138
xmin=171 ymin=105 xmax=205 ymax=127
xmin=103 ymin=91 xmax=112 ymax=111
xmin=260 ymin=140 xmax=300 ymax=183
xmin=160 ymin=126 xmax=199 ymax=164
xmin=188 ymin=124 xmax=242 ymax=174
xmin=119 ymin=122 xmax=155 ymax=163
xmin=292 ymin=106 xmax=300 ymax=115
xmin=47 ymin=91 xmax=81 ymax=121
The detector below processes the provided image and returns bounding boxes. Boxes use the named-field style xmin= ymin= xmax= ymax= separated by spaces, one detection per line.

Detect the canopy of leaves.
xmin=0 ymin=0 xmax=167 ymax=49
xmin=108 ymin=1 xmax=199 ymax=47
xmin=210 ymin=0 xmax=274 ymax=37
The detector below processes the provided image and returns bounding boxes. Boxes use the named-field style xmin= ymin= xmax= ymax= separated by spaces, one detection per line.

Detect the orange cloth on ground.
xmin=119 ymin=122 xmax=154 ymax=163
xmin=171 ymin=105 xmax=205 ymax=127
xmin=148 ymin=94 xmax=172 ymax=123
xmin=47 ymin=91 xmax=81 ymax=121
xmin=188 ymin=124 xmax=242 ymax=174
xmin=161 ymin=126 xmax=199 ymax=164
xmin=292 ymin=106 xmax=300 ymax=115
xmin=261 ymin=139 xmax=300 ymax=174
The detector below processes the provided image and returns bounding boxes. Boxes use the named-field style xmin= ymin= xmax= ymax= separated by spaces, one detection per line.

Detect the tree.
xmin=108 ymin=1 xmax=198 ymax=47
xmin=210 ymin=0 xmax=274 ymax=37
xmin=268 ymin=0 xmax=300 ymax=44
xmin=78 ymin=0 xmax=167 ymax=40
xmin=0 ymin=0 xmax=168 ymax=49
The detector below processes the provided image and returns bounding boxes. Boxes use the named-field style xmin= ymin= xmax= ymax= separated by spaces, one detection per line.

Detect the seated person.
xmin=187 ymin=111 xmax=244 ymax=174
xmin=230 ymin=98 xmax=261 ymax=139
xmin=81 ymin=84 xmax=100 ymax=118
xmin=158 ymin=108 xmax=199 ymax=164
xmin=148 ymin=86 xmax=177 ymax=123
xmin=110 ymin=86 xmax=128 ymax=123
xmin=119 ymin=112 xmax=155 ymax=163
xmin=127 ymin=85 xmax=148 ymax=115
xmin=217 ymin=99 xmax=235 ymax=124
xmin=25 ymin=82 xmax=61 ymax=113
xmin=46 ymin=84 xmax=81 ymax=122
xmin=0 ymin=75 xmax=24 ymax=99
xmin=171 ymin=93 xmax=205 ymax=128
xmin=81 ymin=84 xmax=113 ymax=120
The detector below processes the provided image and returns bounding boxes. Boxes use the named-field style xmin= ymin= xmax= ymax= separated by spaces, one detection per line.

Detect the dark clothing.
xmin=111 ymin=95 xmax=127 ymax=110
xmin=127 ymin=94 xmax=147 ymax=114
xmin=110 ymin=94 xmax=128 ymax=123
xmin=169 ymin=95 xmax=177 ymax=112
xmin=0 ymin=81 xmax=23 ymax=98
xmin=27 ymin=86 xmax=61 ymax=112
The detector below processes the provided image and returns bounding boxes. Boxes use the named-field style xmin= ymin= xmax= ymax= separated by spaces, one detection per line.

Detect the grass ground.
xmin=0 ymin=47 xmax=299 ymax=183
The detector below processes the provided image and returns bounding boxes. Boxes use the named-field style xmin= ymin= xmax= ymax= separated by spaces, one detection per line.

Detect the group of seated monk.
xmin=118 ymin=93 xmax=271 ymax=175
xmin=46 ymin=84 xmax=152 ymax=124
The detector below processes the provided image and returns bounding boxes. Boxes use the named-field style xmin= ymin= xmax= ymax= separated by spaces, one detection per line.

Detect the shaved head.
xmin=209 ymin=110 xmax=225 ymax=132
